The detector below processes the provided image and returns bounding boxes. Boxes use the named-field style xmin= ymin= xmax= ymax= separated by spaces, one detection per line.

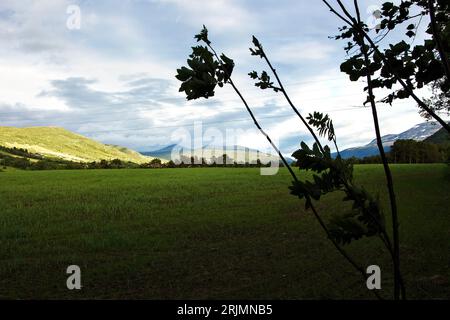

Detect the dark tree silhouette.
xmin=324 ymin=0 xmax=450 ymax=133
xmin=174 ymin=26 xmax=415 ymax=300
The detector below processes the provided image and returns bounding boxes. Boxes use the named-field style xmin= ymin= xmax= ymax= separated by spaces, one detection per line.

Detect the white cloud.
xmin=272 ymin=41 xmax=336 ymax=62
xmin=0 ymin=0 xmax=445 ymax=153
xmin=150 ymin=0 xmax=257 ymax=31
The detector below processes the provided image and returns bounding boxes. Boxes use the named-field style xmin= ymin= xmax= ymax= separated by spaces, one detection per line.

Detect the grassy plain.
xmin=0 ymin=164 xmax=448 ymax=299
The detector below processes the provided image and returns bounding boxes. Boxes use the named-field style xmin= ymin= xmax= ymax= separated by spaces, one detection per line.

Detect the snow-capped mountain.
xmin=141 ymin=122 xmax=445 ymax=161
xmin=369 ymin=121 xmax=443 ymax=146
xmin=337 ymin=121 xmax=444 ymax=159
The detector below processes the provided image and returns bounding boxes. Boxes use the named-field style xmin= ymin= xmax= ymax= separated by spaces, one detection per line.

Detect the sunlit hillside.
xmin=0 ymin=126 xmax=154 ymax=164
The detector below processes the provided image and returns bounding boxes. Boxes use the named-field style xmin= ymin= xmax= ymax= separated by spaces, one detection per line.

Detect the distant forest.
xmin=1 ymin=137 xmax=449 ymax=171
xmin=0 ymin=145 xmax=275 ymax=170
xmin=350 ymin=139 xmax=450 ymax=164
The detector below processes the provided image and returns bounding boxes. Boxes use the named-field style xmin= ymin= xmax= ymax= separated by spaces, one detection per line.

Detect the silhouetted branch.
xmin=323 ymin=0 xmax=450 ymax=133
xmin=205 ymin=42 xmax=299 ymax=181
xmin=214 ymin=40 xmax=384 ymax=300
xmin=257 ymin=45 xmax=326 ymax=154
xmin=428 ymin=0 xmax=450 ymax=81
xmin=352 ymin=0 xmax=404 ymax=300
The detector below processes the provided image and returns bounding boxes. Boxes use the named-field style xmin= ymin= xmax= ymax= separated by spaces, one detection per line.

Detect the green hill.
xmin=0 ymin=126 xmax=154 ymax=164
xmin=424 ymin=127 xmax=450 ymax=145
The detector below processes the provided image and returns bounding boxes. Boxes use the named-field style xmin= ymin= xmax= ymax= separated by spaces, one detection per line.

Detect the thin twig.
xmin=207 ymin=39 xmax=382 ymax=300
xmin=309 ymin=204 xmax=384 ymax=300
xmin=258 ymin=46 xmax=326 ymax=154
xmin=205 ymin=43 xmax=298 ymax=180
xmin=352 ymin=0 xmax=404 ymax=300
xmin=323 ymin=0 xmax=450 ymax=133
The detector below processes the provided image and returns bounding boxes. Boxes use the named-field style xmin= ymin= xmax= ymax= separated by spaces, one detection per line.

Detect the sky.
xmin=0 ymin=0 xmax=446 ymax=155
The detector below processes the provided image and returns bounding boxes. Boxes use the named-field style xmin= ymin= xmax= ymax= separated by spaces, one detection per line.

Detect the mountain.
xmin=424 ymin=127 xmax=450 ymax=145
xmin=142 ymin=144 xmax=280 ymax=164
xmin=337 ymin=121 xmax=444 ymax=159
xmin=0 ymin=126 xmax=154 ymax=164
xmin=141 ymin=144 xmax=177 ymax=160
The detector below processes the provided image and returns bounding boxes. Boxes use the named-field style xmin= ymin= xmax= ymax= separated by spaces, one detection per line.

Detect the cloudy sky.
xmin=0 ymin=0 xmax=446 ymax=154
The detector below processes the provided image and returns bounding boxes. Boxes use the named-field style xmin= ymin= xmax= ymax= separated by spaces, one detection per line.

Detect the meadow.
xmin=0 ymin=164 xmax=449 ymax=299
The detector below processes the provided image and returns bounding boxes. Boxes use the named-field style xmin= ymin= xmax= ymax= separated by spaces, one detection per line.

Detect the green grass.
xmin=0 ymin=164 xmax=449 ymax=299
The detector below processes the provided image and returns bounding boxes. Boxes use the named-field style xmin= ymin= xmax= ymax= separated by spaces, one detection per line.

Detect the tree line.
xmin=141 ymin=156 xmax=278 ymax=168
xmin=1 ymin=140 xmax=447 ymax=171
xmin=0 ymin=146 xmax=279 ymax=171
xmin=348 ymin=139 xmax=450 ymax=164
